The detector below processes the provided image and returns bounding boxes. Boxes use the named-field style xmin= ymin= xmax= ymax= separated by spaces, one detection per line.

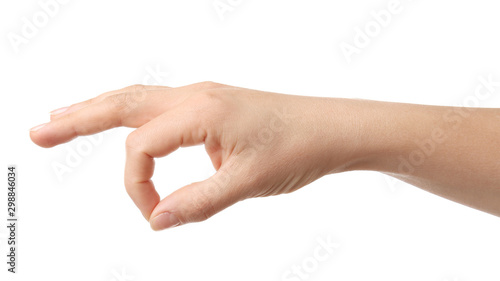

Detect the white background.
xmin=1 ymin=0 xmax=500 ymax=280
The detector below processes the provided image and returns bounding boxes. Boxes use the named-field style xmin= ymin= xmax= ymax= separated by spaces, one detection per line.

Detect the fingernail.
xmin=30 ymin=123 xmax=47 ymax=132
xmin=150 ymin=212 xmax=181 ymax=231
xmin=50 ymin=106 xmax=69 ymax=115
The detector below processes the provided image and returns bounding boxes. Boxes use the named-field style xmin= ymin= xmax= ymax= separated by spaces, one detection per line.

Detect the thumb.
xmin=149 ymin=168 xmax=248 ymax=231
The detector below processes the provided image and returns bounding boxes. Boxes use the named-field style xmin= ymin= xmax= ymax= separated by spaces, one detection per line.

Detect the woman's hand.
xmin=31 ymin=82 xmax=500 ymax=229
xmin=30 ymin=82 xmax=365 ymax=230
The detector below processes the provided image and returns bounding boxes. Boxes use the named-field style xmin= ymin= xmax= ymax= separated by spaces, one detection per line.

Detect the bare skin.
xmin=30 ymin=82 xmax=500 ymax=230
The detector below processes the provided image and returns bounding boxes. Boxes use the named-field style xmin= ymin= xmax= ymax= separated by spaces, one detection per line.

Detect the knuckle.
xmin=196 ymin=87 xmax=228 ymax=106
xmin=193 ymin=91 xmax=225 ymax=126
xmin=125 ymin=131 xmax=142 ymax=151
xmin=198 ymin=89 xmax=219 ymax=102
xmin=198 ymin=81 xmax=222 ymax=89
xmin=103 ymin=94 xmax=128 ymax=112
xmin=195 ymin=89 xmax=237 ymax=124
xmin=111 ymin=84 xmax=148 ymax=106
xmin=125 ymin=84 xmax=146 ymax=93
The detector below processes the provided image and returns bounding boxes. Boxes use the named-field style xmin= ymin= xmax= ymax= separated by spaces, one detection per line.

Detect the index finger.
xmin=30 ymin=85 xmax=169 ymax=148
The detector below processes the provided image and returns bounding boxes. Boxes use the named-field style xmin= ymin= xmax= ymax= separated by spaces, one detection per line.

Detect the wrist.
xmin=335 ymin=99 xmax=445 ymax=175
xmin=308 ymin=97 xmax=377 ymax=174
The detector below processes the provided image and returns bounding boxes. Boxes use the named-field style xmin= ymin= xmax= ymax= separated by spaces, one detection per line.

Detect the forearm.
xmin=332 ymin=99 xmax=500 ymax=216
